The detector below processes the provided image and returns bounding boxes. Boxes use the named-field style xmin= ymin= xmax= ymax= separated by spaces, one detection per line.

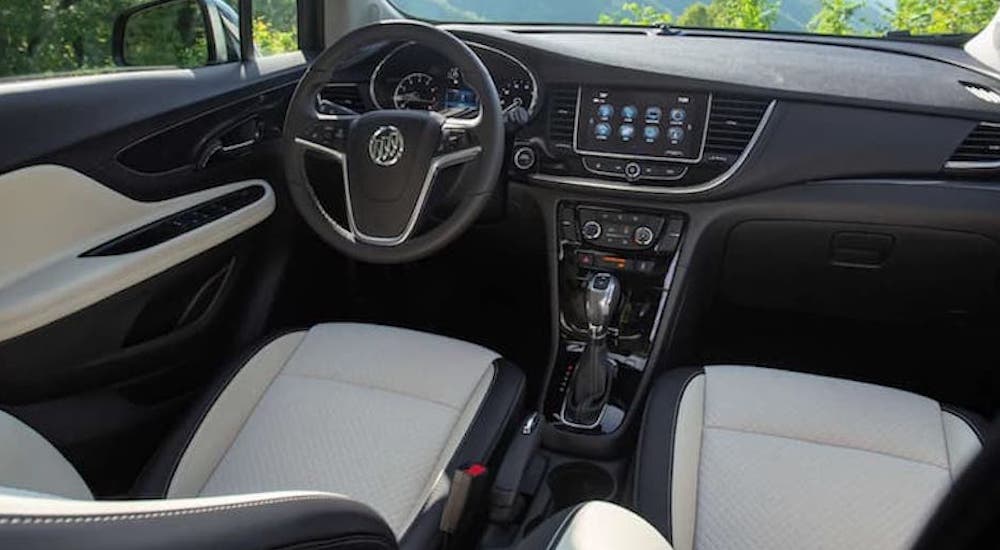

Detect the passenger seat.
xmin=634 ymin=365 xmax=986 ymax=550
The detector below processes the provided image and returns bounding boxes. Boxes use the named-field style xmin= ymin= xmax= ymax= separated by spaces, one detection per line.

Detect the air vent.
xmin=319 ymin=84 xmax=368 ymax=113
xmin=704 ymin=97 xmax=770 ymax=160
xmin=548 ymin=86 xmax=578 ymax=149
xmin=947 ymin=123 xmax=1000 ymax=167
xmin=961 ymin=82 xmax=1000 ymax=105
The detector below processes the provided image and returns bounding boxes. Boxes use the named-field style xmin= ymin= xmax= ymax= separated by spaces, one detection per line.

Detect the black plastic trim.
xmin=82 ymin=185 xmax=265 ymax=257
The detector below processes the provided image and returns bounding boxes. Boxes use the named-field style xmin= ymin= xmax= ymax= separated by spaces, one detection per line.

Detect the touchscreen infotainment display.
xmin=575 ymin=86 xmax=709 ymax=162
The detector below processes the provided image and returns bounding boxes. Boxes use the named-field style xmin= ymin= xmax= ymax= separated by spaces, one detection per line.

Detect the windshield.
xmin=390 ymin=0 xmax=999 ymax=39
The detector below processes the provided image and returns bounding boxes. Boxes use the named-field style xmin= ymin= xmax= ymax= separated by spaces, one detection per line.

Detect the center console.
xmin=479 ymin=200 xmax=686 ymax=547
xmin=544 ymin=201 xmax=685 ymax=434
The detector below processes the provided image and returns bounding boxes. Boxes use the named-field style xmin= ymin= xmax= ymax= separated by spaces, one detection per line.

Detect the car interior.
xmin=2 ymin=0 xmax=1000 ymax=548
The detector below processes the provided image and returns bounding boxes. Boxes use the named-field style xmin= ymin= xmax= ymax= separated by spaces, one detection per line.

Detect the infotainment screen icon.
xmin=575 ymin=86 xmax=709 ymax=162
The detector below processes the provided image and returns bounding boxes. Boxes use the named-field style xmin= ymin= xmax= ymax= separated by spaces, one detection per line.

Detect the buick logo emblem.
xmin=368 ymin=126 xmax=404 ymax=167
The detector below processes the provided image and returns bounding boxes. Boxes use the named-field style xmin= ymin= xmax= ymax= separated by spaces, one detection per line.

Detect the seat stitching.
xmin=0 ymin=495 xmax=335 ymax=525
xmin=939 ymin=407 xmax=954 ymax=481
xmin=281 ymin=372 xmax=462 ymax=411
xmin=703 ymin=424 xmax=949 ymax=470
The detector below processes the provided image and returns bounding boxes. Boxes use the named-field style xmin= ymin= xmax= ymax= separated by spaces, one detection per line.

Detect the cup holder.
xmin=547 ymin=461 xmax=615 ymax=511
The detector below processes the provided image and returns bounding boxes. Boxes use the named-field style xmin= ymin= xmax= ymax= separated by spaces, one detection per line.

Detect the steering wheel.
xmin=283 ymin=21 xmax=505 ymax=264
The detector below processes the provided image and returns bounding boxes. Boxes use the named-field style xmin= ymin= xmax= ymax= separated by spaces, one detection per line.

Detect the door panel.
xmin=0 ymin=165 xmax=274 ymax=343
xmin=0 ymin=22 xmax=304 ymax=495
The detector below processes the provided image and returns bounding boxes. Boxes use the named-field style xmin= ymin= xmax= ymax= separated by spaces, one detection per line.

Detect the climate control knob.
xmin=581 ymin=220 xmax=603 ymax=240
xmin=633 ymin=226 xmax=655 ymax=246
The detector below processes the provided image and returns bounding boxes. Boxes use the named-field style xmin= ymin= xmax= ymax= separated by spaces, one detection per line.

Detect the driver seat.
xmin=0 ymin=323 xmax=525 ymax=549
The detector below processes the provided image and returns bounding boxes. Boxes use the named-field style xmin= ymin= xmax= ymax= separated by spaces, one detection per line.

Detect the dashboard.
xmin=321 ymin=26 xmax=1000 ymax=201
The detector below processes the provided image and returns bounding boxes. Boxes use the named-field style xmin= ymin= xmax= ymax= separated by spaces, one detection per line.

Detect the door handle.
xmin=198 ymin=118 xmax=261 ymax=169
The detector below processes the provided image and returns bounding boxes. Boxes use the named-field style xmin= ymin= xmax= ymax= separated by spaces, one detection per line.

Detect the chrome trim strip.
xmin=945 ymin=159 xmax=1000 ymax=170
xmin=530 ymin=100 xmax=777 ymax=195
xmin=292 ymin=138 xmax=356 ymax=243
xmin=315 ymin=113 xmax=358 ymax=122
xmin=649 ymin=236 xmax=683 ymax=343
xmin=572 ymin=86 xmax=714 ymax=165
xmin=559 ymin=398 xmax=607 ymax=431
xmin=369 ymin=42 xmax=414 ymax=111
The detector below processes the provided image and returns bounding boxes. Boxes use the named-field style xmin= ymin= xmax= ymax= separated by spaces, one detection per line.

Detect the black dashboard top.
xmin=448 ymin=25 xmax=1000 ymax=122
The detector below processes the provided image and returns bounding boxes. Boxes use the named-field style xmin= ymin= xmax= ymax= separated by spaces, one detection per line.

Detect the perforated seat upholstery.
xmin=635 ymin=365 xmax=985 ymax=550
xmin=0 ymin=323 xmax=525 ymax=549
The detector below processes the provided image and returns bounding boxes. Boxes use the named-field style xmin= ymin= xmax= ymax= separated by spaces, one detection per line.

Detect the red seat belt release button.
xmin=439 ymin=463 xmax=488 ymax=534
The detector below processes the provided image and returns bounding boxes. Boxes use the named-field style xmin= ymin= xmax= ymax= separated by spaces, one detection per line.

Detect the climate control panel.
xmin=576 ymin=208 xmax=664 ymax=251
xmin=558 ymin=203 xmax=684 ymax=261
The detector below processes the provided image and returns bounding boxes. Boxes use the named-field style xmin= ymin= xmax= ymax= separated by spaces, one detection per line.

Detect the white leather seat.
xmin=635 ymin=365 xmax=986 ymax=550
xmin=0 ymin=323 xmax=525 ymax=549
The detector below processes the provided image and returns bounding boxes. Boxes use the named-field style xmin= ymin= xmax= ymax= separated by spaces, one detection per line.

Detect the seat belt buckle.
xmin=439 ymin=462 xmax=489 ymax=536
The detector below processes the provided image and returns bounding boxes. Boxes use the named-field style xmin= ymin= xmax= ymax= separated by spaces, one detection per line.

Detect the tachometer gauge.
xmin=393 ymin=73 xmax=439 ymax=110
xmin=499 ymin=78 xmax=534 ymax=112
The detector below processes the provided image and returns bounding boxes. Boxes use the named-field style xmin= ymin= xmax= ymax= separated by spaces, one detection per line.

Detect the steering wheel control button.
xmin=581 ymin=220 xmax=603 ymax=240
xmin=513 ymin=146 xmax=536 ymax=170
xmin=624 ymin=162 xmax=642 ymax=181
xmin=633 ymin=226 xmax=656 ymax=246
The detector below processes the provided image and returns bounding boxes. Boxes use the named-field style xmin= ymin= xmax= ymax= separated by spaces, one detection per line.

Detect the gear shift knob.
xmin=585 ymin=273 xmax=621 ymax=335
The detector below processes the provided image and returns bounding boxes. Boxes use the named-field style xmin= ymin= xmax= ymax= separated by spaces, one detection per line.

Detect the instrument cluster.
xmin=370 ymin=42 xmax=538 ymax=121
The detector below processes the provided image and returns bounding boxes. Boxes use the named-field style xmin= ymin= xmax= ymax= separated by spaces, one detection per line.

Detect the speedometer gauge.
xmin=393 ymin=72 xmax=439 ymax=110
xmin=499 ymin=78 xmax=534 ymax=112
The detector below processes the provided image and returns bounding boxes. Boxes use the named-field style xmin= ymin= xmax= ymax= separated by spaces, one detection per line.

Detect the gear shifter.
xmin=563 ymin=273 xmax=621 ymax=428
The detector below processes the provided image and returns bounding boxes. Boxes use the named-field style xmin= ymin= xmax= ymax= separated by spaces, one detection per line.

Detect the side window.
xmin=0 ymin=0 xmax=241 ymax=82
xmin=252 ymin=0 xmax=299 ymax=55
